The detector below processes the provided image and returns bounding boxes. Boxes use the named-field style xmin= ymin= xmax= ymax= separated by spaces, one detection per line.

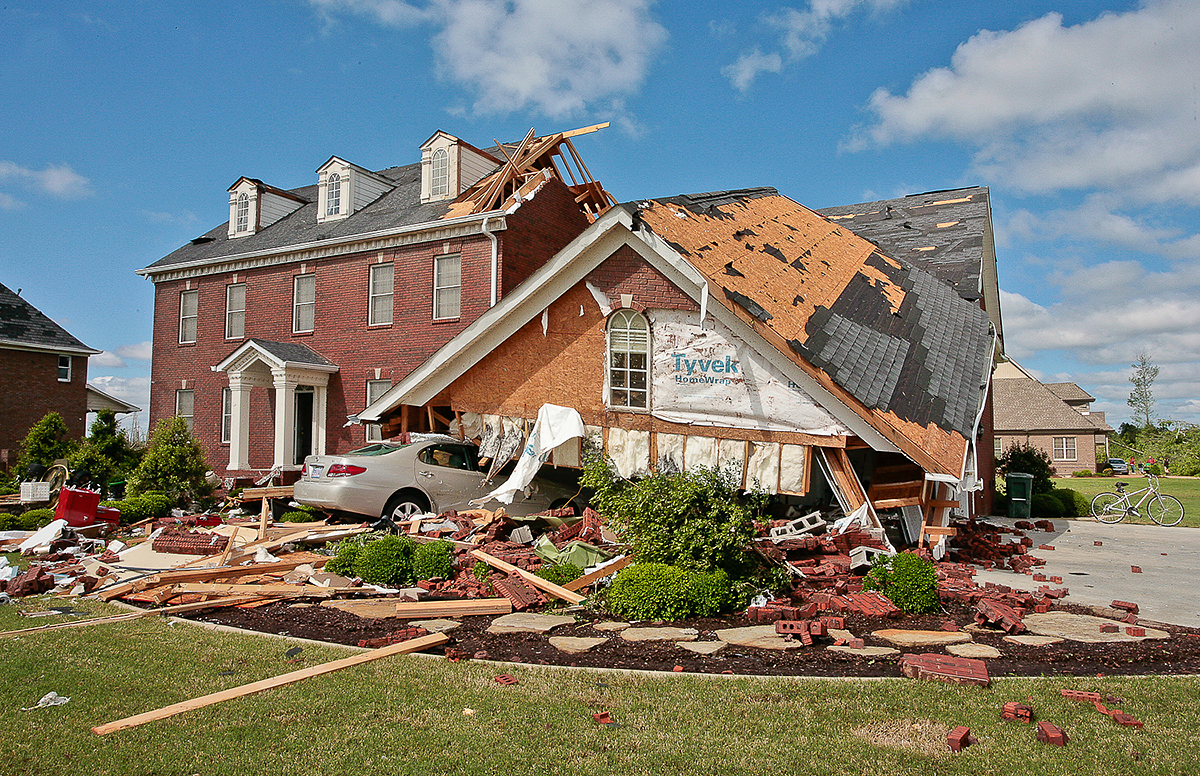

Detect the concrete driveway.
xmin=970 ymin=518 xmax=1200 ymax=628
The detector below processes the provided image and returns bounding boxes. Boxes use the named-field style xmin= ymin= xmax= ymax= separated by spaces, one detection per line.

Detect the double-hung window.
xmin=1053 ymin=437 xmax=1077 ymax=461
xmin=225 ymin=283 xmax=246 ymax=339
xmin=293 ymin=274 xmax=315 ymax=333
xmin=327 ymin=172 xmax=341 ymax=217
xmin=369 ymin=263 xmax=394 ymax=326
xmin=365 ymin=379 xmax=391 ymax=442
xmin=179 ymin=289 xmax=198 ymax=343
xmin=235 ymin=192 xmax=250 ymax=233
xmin=57 ymin=355 xmax=72 ymax=382
xmin=221 ymin=387 xmax=232 ymax=443
xmin=176 ymin=389 xmax=195 ymax=431
xmin=433 ymin=254 xmax=461 ymax=319
xmin=431 ymin=149 xmax=449 ymax=198
xmin=608 ymin=310 xmax=649 ymax=409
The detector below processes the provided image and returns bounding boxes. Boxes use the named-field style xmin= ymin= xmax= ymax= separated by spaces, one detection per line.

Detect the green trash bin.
xmin=1007 ymin=472 xmax=1034 ymax=519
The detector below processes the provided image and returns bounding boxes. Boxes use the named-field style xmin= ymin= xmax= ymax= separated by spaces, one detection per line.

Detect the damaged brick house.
xmin=359 ymin=188 xmax=997 ymax=544
xmin=137 ymin=126 xmax=614 ymax=480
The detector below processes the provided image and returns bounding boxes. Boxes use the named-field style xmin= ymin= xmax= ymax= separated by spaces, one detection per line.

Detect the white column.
xmin=313 ymin=384 xmax=328 ymax=456
xmin=272 ymin=369 xmax=297 ymax=469
xmin=228 ymin=376 xmax=254 ymax=471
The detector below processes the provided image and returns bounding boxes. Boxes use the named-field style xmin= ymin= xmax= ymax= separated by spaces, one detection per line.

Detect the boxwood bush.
xmin=412 ymin=540 xmax=455 ymax=581
xmin=353 ymin=535 xmax=417 ymax=587
xmin=536 ymin=562 xmax=583 ymax=587
xmin=606 ymin=562 xmax=734 ymax=621
xmin=862 ymin=552 xmax=939 ymax=614
xmin=0 ymin=508 xmax=57 ymax=531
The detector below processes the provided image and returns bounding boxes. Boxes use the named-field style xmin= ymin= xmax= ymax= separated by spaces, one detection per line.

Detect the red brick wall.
xmin=0 ymin=349 xmax=88 ymax=466
xmin=149 ymin=196 xmax=593 ymax=476
xmin=587 ymin=244 xmax=699 ymax=311
xmin=499 ymin=177 xmax=593 ymax=296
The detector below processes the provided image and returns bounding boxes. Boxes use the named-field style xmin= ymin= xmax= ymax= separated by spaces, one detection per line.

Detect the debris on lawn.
xmin=20 ymin=691 xmax=70 ymax=711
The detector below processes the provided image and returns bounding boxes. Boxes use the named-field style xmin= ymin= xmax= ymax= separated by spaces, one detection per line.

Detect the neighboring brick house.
xmin=0 ymin=281 xmax=100 ymax=468
xmin=136 ymin=127 xmax=612 ymax=480
xmin=361 ymin=189 xmax=996 ymax=538
xmin=992 ymin=359 xmax=1112 ymax=475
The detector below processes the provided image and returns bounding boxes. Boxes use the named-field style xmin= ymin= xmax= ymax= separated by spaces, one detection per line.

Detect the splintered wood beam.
xmin=91 ymin=632 xmax=449 ymax=735
xmin=393 ymin=598 xmax=513 ymax=618
xmin=470 ymin=549 xmax=586 ymax=604
xmin=560 ymin=121 xmax=610 ymax=138
xmin=563 ymin=556 xmax=632 ymax=592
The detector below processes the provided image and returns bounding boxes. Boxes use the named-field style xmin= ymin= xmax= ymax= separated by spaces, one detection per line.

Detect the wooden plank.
xmin=470 ymin=549 xmax=586 ymax=604
xmin=560 ymin=121 xmax=610 ymax=138
xmin=91 ymin=632 xmax=449 ymax=735
xmin=257 ymin=493 xmax=270 ymax=541
xmin=172 ymin=583 xmax=345 ymax=597
xmin=239 ymin=486 xmax=294 ymax=500
xmin=563 ymin=556 xmax=631 ymax=592
xmin=929 ymin=499 xmax=961 ymax=509
xmin=393 ymin=598 xmax=513 ymax=618
xmin=922 ymin=526 xmax=958 ymax=537
xmin=872 ymin=497 xmax=923 ymax=509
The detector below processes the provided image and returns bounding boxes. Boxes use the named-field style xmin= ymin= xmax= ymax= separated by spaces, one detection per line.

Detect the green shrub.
xmin=1099 ymin=467 xmax=1114 ymax=476
xmin=473 ymin=561 xmax=491 ymax=583
xmin=536 ymin=562 xmax=583 ymax=587
xmin=996 ymin=442 xmax=1055 ymax=495
xmin=862 ymin=552 xmax=939 ymax=614
xmin=126 ymin=416 xmax=213 ymax=507
xmin=606 ymin=563 xmax=736 ymax=621
xmin=353 ymin=536 xmax=417 ymax=587
xmin=1071 ymin=469 xmax=1093 ymax=477
xmin=1147 ymin=464 xmax=1164 ymax=476
xmin=279 ymin=510 xmax=314 ymax=523
xmin=412 ymin=540 xmax=455 ymax=581
xmin=18 ymin=412 xmax=77 ymax=472
xmin=1050 ymin=487 xmax=1089 ymax=517
xmin=581 ymin=453 xmax=765 ymax=576
xmin=17 ymin=508 xmax=57 ymax=530
xmin=1031 ymin=492 xmax=1066 ymax=518
xmin=325 ymin=536 xmax=368 ymax=577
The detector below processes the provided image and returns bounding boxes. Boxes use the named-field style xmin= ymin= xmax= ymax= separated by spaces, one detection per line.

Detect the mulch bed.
xmin=181 ymin=600 xmax=1200 ymax=678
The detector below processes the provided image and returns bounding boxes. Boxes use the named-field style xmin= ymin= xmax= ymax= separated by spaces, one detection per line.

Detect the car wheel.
xmin=383 ymin=491 xmax=431 ymax=523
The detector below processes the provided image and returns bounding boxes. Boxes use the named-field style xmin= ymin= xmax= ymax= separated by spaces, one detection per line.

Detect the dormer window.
xmin=316 ymin=157 xmax=392 ymax=223
xmin=235 ymin=193 xmax=250 ymax=233
xmin=431 ymin=150 xmax=449 ymax=198
xmin=327 ymin=173 xmax=342 ymax=216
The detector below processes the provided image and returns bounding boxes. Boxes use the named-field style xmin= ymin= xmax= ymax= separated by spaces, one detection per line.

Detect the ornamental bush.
xmin=126 ymin=417 xmax=213 ymax=507
xmin=14 ymin=508 xmax=57 ymax=531
xmin=1051 ymin=487 xmax=1089 ymax=518
xmin=325 ymin=536 xmax=368 ymax=577
xmin=605 ymin=562 xmax=735 ymax=621
xmin=862 ymin=552 xmax=939 ymax=614
xmin=1031 ymin=492 xmax=1066 ymax=518
xmin=536 ymin=562 xmax=583 ymax=587
xmin=353 ymin=536 xmax=417 ymax=587
xmin=412 ymin=540 xmax=455 ymax=581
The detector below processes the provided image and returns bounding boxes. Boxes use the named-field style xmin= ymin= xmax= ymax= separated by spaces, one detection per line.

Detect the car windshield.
xmin=345 ymin=443 xmax=409 ymax=456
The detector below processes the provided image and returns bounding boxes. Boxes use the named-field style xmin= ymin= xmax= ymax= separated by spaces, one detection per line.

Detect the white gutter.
xmin=482 ymin=216 xmax=499 ymax=307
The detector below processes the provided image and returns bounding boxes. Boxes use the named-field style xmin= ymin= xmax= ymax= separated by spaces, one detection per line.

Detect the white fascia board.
xmin=136 ymin=211 xmax=509 ymax=279
xmin=361 ymin=209 xmax=638 ymax=421
xmin=0 ymin=340 xmax=100 ymax=356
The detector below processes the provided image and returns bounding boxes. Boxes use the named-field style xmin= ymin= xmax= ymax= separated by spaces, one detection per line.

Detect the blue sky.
xmin=3 ymin=0 xmax=1198 ymax=434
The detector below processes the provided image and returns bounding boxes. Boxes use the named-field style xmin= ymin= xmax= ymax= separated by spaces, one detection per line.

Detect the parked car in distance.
xmin=294 ymin=435 xmax=579 ymax=522
xmin=1104 ymin=458 xmax=1129 ymax=475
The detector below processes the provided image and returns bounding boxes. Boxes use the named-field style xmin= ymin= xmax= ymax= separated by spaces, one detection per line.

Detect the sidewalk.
xmin=971 ymin=518 xmax=1200 ymax=628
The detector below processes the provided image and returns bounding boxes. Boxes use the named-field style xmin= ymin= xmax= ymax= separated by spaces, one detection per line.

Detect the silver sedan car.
xmin=294 ymin=435 xmax=579 ymax=522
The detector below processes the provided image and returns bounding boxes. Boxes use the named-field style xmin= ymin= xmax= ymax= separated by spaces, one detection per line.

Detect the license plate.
xmin=308 ymin=465 xmax=324 ymax=480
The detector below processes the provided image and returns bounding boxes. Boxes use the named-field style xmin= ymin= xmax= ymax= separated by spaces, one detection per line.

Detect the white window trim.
xmin=225 ymin=283 xmax=246 ymax=340
xmin=57 ymin=355 xmax=72 ymax=382
xmin=293 ymin=274 xmax=315 ymax=333
xmin=365 ymin=379 xmax=391 ymax=442
xmin=606 ymin=309 xmax=650 ymax=411
xmin=235 ymin=192 xmax=250 ymax=233
xmin=179 ymin=289 xmax=198 ymax=344
xmin=1053 ymin=436 xmax=1077 ymax=461
xmin=327 ymin=172 xmax=341 ymax=217
xmin=433 ymin=254 xmax=461 ymax=320
xmin=176 ymin=389 xmax=195 ymax=431
xmin=368 ymin=263 xmax=394 ymax=326
xmin=221 ymin=387 xmax=232 ymax=443
xmin=431 ymin=148 xmax=449 ymax=198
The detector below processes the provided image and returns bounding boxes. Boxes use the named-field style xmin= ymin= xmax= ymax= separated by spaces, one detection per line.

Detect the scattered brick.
xmin=1126 ymin=627 xmax=1146 ymax=637
xmin=1100 ymin=624 xmax=1119 ymax=633
xmin=1036 ymin=721 xmax=1068 ymax=746
xmin=1131 ymin=566 xmax=1142 ymax=573
xmin=494 ymin=674 xmax=519 ymax=685
xmin=491 ymin=575 xmax=545 ymax=611
xmin=898 ymin=653 xmax=990 ymax=687
xmin=1123 ymin=612 xmax=1139 ymax=624
xmin=1002 ymin=702 xmax=1034 ymax=722
xmin=1060 ymin=689 xmax=1102 ymax=703
xmin=1094 ymin=541 xmax=1103 ymax=546
xmin=1111 ymin=600 xmax=1139 ymax=614
xmin=1049 ymin=576 xmax=1063 ymax=584
xmin=1112 ymin=713 xmax=1144 ymax=729
xmin=947 ymin=725 xmax=976 ymax=752
xmin=1038 ymin=545 xmax=1055 ymax=551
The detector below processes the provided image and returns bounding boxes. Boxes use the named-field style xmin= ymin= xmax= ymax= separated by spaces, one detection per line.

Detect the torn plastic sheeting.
xmin=533 ymin=536 xmax=614 ymax=569
xmin=449 ymin=412 xmax=484 ymax=441
xmin=477 ymin=414 xmax=503 ymax=460
xmin=476 ymin=404 xmax=586 ymax=505
xmin=608 ymin=428 xmax=651 ymax=479
xmin=21 ymin=692 xmax=70 ymax=711
xmin=485 ymin=417 xmax=525 ymax=482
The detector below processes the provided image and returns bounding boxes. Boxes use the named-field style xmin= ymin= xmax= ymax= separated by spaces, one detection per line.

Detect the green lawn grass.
xmin=2 ymin=596 xmax=1199 ymax=775
xmin=1052 ymin=475 xmax=1200 ymax=528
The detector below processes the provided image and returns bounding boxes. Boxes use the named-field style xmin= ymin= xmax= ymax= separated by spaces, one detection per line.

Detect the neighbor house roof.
xmin=1045 ymin=382 xmax=1095 ymax=405
xmin=993 ymin=377 xmax=1112 ymax=433
xmin=0 ymin=281 xmax=98 ymax=355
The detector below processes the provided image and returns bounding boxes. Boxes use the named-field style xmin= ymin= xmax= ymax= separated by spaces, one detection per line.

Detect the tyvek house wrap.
xmin=649 ymin=309 xmax=850 ymax=436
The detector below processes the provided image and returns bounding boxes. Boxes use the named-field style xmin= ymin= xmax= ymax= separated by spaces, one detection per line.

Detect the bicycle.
xmin=1090 ymin=472 xmax=1185 ymax=526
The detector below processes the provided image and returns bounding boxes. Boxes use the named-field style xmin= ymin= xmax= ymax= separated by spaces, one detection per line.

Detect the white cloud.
xmin=87 ymin=375 xmax=150 ymax=421
xmin=724 ymin=0 xmax=910 ymax=91
xmin=847 ymin=0 xmax=1200 ymax=202
xmin=115 ymin=341 xmax=153 ymax=361
xmin=91 ymin=351 xmax=127 ymax=368
xmin=0 ymin=192 xmax=20 ymax=210
xmin=143 ymin=210 xmax=198 ymax=226
xmin=1003 ymin=194 xmax=1200 ymax=260
xmin=310 ymin=0 xmax=667 ymax=118
xmin=0 ymin=160 xmax=92 ymax=199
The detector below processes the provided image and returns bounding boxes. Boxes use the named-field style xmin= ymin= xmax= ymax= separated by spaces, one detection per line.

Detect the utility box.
xmin=1006 ymin=473 xmax=1034 ymax=519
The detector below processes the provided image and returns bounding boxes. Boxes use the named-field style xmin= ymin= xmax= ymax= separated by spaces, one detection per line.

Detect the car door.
xmin=414 ymin=443 xmax=490 ymax=512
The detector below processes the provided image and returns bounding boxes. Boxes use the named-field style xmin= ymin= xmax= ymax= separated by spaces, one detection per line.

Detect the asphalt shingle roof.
xmin=0 ymin=281 xmax=95 ymax=353
xmin=993 ymin=377 xmax=1112 ymax=433
xmin=246 ymin=339 xmax=335 ymax=367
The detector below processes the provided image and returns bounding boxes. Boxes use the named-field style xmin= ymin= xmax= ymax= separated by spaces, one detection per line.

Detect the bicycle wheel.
xmin=1091 ymin=492 xmax=1126 ymax=523
xmin=1148 ymin=494 xmax=1185 ymax=527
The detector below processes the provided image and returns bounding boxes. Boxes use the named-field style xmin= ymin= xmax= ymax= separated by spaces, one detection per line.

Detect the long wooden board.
xmin=563 ymin=556 xmax=632 ymax=592
xmin=470 ymin=549 xmax=586 ymax=604
xmin=91 ymin=632 xmax=448 ymax=735
xmin=393 ymin=598 xmax=513 ymax=618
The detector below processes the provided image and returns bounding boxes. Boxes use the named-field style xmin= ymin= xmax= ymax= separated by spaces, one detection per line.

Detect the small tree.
xmin=18 ymin=411 xmax=77 ymax=472
xmin=65 ymin=410 xmax=142 ymax=497
xmin=996 ymin=442 xmax=1055 ymax=495
xmin=126 ymin=416 xmax=213 ymax=507
xmin=1128 ymin=351 xmax=1159 ymax=429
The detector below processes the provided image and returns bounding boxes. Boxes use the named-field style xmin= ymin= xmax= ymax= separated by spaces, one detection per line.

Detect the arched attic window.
xmin=431 ymin=149 xmax=449 ymax=197
xmin=608 ymin=309 xmax=649 ymax=409
xmin=235 ymin=192 xmax=250 ymax=233
xmin=327 ymin=172 xmax=342 ymax=216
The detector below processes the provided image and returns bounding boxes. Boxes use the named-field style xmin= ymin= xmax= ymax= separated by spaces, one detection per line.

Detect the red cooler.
xmin=54 ymin=487 xmax=103 ymax=527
